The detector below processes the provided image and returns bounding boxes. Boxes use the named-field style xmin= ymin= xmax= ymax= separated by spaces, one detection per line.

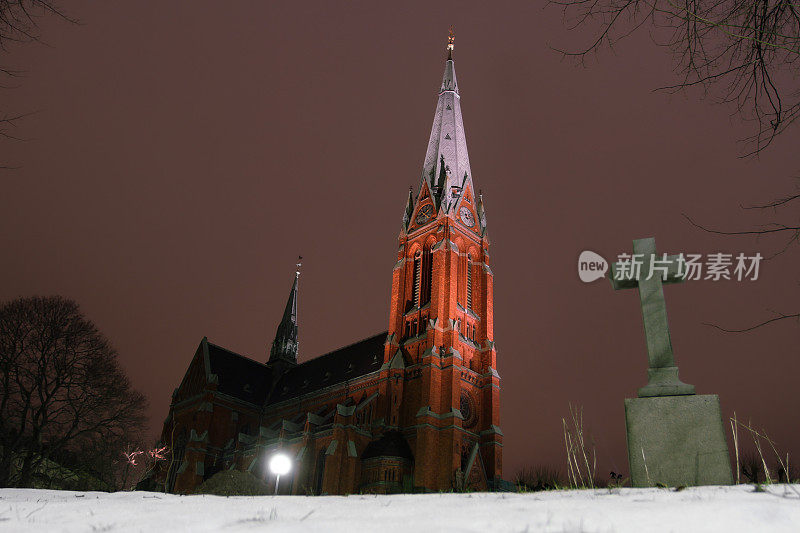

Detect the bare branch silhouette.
xmin=703 ymin=311 xmax=800 ymax=332
xmin=549 ymin=0 xmax=800 ymax=155
xmin=682 ymin=186 xmax=799 ymax=332
xmin=0 ymin=2 xmax=75 ymax=169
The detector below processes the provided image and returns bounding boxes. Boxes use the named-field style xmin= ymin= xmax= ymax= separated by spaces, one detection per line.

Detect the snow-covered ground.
xmin=0 ymin=485 xmax=798 ymax=532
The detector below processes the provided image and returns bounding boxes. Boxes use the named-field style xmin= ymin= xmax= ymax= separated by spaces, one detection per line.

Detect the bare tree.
xmin=0 ymin=296 xmax=148 ymax=488
xmin=550 ymin=0 xmax=800 ymax=155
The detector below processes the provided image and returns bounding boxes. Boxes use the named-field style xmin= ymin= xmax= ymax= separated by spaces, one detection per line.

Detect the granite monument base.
xmin=625 ymin=394 xmax=733 ymax=487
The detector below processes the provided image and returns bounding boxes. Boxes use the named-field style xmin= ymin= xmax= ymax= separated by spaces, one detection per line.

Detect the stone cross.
xmin=610 ymin=237 xmax=695 ymax=397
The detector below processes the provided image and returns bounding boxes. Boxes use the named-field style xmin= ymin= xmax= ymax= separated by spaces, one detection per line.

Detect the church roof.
xmin=202 ymin=332 xmax=387 ymax=407
xmin=268 ymin=331 xmax=387 ymax=404
xmin=207 ymin=342 xmax=273 ymax=404
xmin=420 ymin=43 xmax=474 ymax=214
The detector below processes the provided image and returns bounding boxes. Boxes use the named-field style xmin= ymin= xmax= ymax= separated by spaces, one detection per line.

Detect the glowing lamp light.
xmin=269 ymin=453 xmax=292 ymax=476
xmin=268 ymin=452 xmax=292 ymax=495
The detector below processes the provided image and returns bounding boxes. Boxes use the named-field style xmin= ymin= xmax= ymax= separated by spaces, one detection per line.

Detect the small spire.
xmin=446 ymin=26 xmax=455 ymax=60
xmin=268 ymin=260 xmax=300 ymax=366
xmin=402 ymin=186 xmax=415 ymax=231
xmin=476 ymin=190 xmax=487 ymax=230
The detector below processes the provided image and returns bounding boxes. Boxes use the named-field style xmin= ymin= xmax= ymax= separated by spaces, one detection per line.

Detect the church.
xmin=153 ymin=35 xmax=504 ymax=495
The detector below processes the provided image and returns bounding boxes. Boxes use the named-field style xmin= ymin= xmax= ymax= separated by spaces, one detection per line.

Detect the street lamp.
xmin=268 ymin=452 xmax=292 ymax=495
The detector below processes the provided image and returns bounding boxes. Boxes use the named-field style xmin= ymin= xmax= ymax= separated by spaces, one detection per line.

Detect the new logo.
xmin=578 ymin=251 xmax=608 ymax=283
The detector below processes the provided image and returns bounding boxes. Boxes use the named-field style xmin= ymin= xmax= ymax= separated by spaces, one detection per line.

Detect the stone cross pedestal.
xmin=612 ymin=237 xmax=732 ymax=487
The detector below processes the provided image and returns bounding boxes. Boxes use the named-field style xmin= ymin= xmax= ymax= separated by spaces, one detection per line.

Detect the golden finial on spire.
xmin=447 ymin=26 xmax=455 ymax=59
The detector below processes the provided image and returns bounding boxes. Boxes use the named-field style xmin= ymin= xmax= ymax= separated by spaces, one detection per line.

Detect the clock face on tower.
xmin=415 ymin=204 xmax=434 ymax=225
xmin=459 ymin=206 xmax=475 ymax=227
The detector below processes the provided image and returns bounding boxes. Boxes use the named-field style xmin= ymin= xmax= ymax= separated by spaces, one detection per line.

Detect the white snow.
xmin=0 ymin=485 xmax=798 ymax=532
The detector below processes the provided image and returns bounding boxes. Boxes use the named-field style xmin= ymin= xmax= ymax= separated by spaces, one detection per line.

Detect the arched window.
xmin=166 ymin=430 xmax=187 ymax=492
xmin=466 ymin=254 xmax=473 ymax=310
xmin=412 ymin=250 xmax=422 ymax=307
xmin=314 ymin=449 xmax=327 ymax=495
xmin=204 ymin=452 xmax=222 ymax=481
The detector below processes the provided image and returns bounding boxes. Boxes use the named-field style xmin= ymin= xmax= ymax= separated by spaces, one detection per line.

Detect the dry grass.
xmin=562 ymin=404 xmax=596 ymax=489
xmin=729 ymin=412 xmax=800 ymax=497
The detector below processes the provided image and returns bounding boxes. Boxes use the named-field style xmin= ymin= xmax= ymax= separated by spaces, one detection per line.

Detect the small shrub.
xmin=194 ymin=470 xmax=271 ymax=496
xmin=775 ymin=460 xmax=800 ymax=484
xmin=607 ymin=471 xmax=627 ymax=490
xmin=515 ymin=465 xmax=562 ymax=492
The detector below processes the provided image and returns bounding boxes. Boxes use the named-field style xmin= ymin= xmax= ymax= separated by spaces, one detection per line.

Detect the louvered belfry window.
xmin=422 ymin=247 xmax=432 ymax=305
xmin=413 ymin=251 xmax=422 ymax=307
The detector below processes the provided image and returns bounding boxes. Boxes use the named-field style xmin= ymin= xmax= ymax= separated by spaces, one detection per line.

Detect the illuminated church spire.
xmin=419 ymin=28 xmax=476 ymax=216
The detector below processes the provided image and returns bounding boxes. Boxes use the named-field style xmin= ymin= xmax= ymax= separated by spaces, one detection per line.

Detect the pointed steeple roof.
xmin=268 ymin=257 xmax=301 ymax=366
xmin=280 ymin=276 xmax=298 ymax=328
xmin=420 ymin=30 xmax=474 ymax=214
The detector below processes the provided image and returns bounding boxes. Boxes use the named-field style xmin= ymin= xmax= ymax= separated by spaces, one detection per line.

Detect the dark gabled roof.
xmin=361 ymin=431 xmax=414 ymax=461
xmin=202 ymin=331 xmax=387 ymax=407
xmin=267 ymin=332 xmax=387 ymax=404
xmin=206 ymin=342 xmax=274 ymax=405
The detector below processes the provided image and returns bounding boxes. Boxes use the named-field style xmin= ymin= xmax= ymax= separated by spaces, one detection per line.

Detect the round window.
xmin=460 ymin=392 xmax=477 ymax=429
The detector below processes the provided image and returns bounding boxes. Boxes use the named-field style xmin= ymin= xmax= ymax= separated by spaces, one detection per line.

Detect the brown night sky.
xmin=2 ymin=1 xmax=798 ymax=480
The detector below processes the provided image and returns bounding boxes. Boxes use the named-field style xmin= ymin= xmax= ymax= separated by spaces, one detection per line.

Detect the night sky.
xmin=2 ymin=1 xmax=797 ymax=480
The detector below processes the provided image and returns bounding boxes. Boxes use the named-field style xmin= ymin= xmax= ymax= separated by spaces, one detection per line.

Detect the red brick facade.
xmin=151 ymin=45 xmax=502 ymax=495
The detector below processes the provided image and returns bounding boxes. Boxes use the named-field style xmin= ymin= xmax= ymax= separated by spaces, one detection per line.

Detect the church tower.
xmin=380 ymin=32 xmax=502 ymax=491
